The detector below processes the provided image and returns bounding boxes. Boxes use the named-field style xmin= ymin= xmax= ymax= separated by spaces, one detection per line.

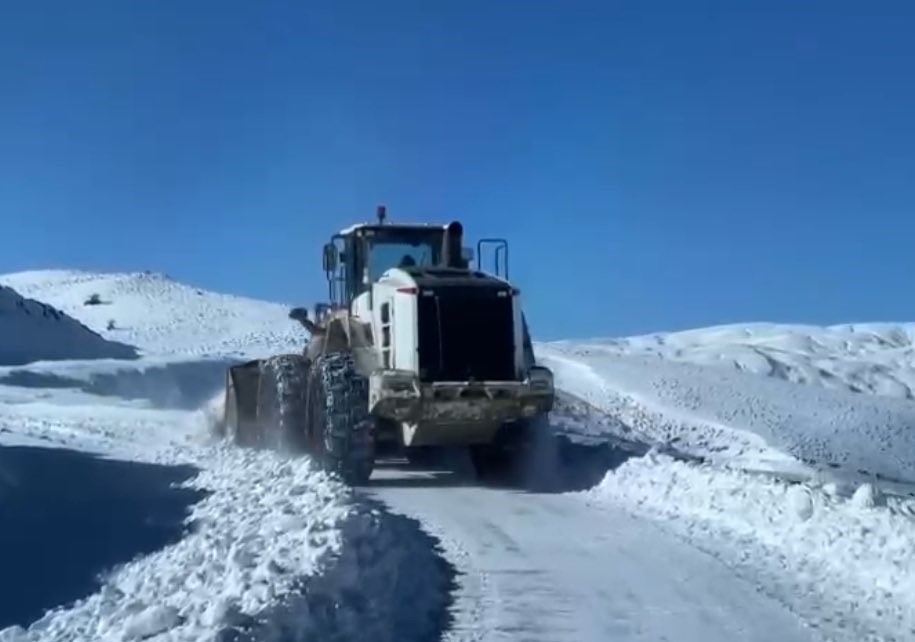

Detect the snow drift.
xmin=539 ymin=336 xmax=915 ymax=486
xmin=587 ymin=451 xmax=915 ymax=642
xmin=0 ymin=356 xmax=236 ymax=411
xmin=560 ymin=322 xmax=915 ymax=398
xmin=0 ymin=445 xmax=453 ymax=642
xmin=0 ymin=284 xmax=136 ymax=365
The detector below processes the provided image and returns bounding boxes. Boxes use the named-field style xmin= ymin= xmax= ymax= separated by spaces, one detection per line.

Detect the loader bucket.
xmin=224 ymin=360 xmax=262 ymax=445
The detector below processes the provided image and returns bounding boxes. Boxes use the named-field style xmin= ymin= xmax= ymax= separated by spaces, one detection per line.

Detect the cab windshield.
xmin=365 ymin=229 xmax=443 ymax=280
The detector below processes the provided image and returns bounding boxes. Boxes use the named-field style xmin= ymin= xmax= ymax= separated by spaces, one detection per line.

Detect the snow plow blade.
xmin=223 ymin=359 xmax=262 ymax=445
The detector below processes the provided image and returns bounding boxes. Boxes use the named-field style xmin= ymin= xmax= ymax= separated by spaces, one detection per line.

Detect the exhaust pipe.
xmin=442 ymin=221 xmax=465 ymax=268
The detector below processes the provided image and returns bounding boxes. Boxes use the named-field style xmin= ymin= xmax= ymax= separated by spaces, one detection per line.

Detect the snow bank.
xmin=0 ymin=270 xmax=307 ymax=359
xmin=557 ymin=322 xmax=915 ymax=398
xmin=0 ymin=362 xmax=452 ymax=642
xmin=0 ymin=446 xmax=452 ymax=642
xmin=0 ymin=448 xmax=347 ymax=641
xmin=587 ymin=453 xmax=915 ymax=642
xmin=0 ymin=284 xmax=136 ymax=365
xmin=0 ymin=446 xmax=204 ymax=632
xmin=539 ymin=346 xmax=915 ymax=485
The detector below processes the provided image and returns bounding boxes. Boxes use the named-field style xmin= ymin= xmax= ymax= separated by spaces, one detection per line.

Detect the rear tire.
xmin=469 ymin=443 xmax=516 ymax=482
xmin=469 ymin=416 xmax=553 ymax=484
xmin=256 ymin=354 xmax=310 ymax=452
xmin=404 ymin=445 xmax=443 ymax=468
xmin=306 ymin=351 xmax=375 ymax=485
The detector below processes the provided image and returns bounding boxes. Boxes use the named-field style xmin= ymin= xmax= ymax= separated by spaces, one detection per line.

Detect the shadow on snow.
xmin=0 ymin=358 xmax=237 ymax=410
xmin=365 ymin=390 xmax=687 ymax=494
xmin=0 ymin=445 xmax=205 ymax=630
xmin=367 ymin=433 xmax=651 ymax=495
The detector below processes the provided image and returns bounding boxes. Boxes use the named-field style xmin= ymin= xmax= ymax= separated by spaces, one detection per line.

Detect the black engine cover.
xmin=416 ymin=285 xmax=516 ymax=383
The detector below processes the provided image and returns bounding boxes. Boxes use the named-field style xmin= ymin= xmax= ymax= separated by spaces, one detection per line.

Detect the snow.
xmin=539 ymin=322 xmax=915 ymax=641
xmin=0 ymin=382 xmax=347 ymax=641
xmin=2 ymin=431 xmax=449 ymax=642
xmin=372 ymin=467 xmax=821 ymax=642
xmin=585 ymin=451 xmax=915 ymax=642
xmin=538 ymin=340 xmax=915 ymax=486
xmin=14 ymin=447 xmax=352 ymax=642
xmin=0 ymin=284 xmax=136 ymax=365
xmin=0 ymin=270 xmax=449 ymax=642
xmin=0 ymin=270 xmax=308 ymax=359
xmin=6 ymin=267 xmax=915 ymax=640
xmin=556 ymin=322 xmax=915 ymax=398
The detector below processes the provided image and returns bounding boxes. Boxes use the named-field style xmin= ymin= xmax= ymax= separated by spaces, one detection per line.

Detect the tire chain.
xmin=314 ymin=352 xmax=375 ymax=483
xmin=261 ymin=354 xmax=310 ymax=451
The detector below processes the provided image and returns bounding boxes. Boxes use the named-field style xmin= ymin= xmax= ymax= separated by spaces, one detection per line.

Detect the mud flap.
xmin=224 ymin=360 xmax=262 ymax=445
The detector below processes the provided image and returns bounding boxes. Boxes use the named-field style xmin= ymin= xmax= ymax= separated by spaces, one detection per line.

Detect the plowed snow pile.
xmin=586 ymin=451 xmax=915 ymax=642
xmin=0 ymin=426 xmax=449 ymax=642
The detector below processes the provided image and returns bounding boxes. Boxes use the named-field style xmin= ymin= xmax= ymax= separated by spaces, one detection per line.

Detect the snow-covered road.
xmin=369 ymin=464 xmax=819 ymax=642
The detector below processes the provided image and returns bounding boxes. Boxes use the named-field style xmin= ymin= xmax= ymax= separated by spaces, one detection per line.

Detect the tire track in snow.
xmin=369 ymin=465 xmax=824 ymax=642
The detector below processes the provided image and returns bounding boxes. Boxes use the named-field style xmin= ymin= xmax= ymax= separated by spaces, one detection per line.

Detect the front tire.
xmin=404 ymin=445 xmax=443 ymax=468
xmin=256 ymin=354 xmax=310 ymax=452
xmin=306 ymin=351 xmax=375 ymax=485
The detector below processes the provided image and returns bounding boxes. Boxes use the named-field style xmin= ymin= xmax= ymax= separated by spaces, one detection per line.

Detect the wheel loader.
xmin=221 ymin=206 xmax=555 ymax=484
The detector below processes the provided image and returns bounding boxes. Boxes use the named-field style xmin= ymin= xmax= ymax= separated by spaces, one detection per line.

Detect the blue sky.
xmin=3 ymin=1 xmax=915 ymax=339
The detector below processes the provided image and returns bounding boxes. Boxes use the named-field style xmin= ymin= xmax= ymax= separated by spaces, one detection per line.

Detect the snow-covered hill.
xmin=0 ymin=270 xmax=307 ymax=359
xmin=557 ymin=322 xmax=915 ymax=398
xmin=0 ymin=284 xmax=136 ymax=365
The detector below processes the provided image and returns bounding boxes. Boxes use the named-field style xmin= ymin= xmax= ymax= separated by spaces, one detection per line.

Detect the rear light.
xmin=397 ymin=287 xmax=418 ymax=294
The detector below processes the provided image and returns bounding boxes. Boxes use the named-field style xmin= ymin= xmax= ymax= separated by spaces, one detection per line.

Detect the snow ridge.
xmin=0 ymin=441 xmax=452 ymax=642
xmin=588 ymin=452 xmax=915 ymax=642
xmin=539 ymin=344 xmax=915 ymax=485
xmin=560 ymin=322 xmax=915 ymax=398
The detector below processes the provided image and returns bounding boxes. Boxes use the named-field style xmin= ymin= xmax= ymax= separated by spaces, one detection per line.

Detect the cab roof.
xmin=336 ymin=222 xmax=445 ymax=236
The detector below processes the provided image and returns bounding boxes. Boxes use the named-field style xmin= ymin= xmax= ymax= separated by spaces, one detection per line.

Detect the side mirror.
xmin=322 ymin=243 xmax=338 ymax=272
xmin=461 ymin=246 xmax=475 ymax=265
